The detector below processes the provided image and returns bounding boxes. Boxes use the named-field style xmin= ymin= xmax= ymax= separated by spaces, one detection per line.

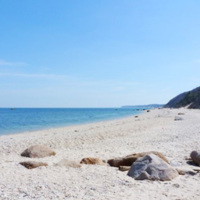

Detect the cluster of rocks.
xmin=19 ymin=145 xmax=200 ymax=181
xmin=107 ymin=151 xmax=179 ymax=181
xmin=20 ymin=145 xmax=56 ymax=169
xmin=174 ymin=113 xmax=185 ymax=121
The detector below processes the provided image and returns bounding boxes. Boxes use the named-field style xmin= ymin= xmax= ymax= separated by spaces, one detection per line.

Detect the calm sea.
xmin=0 ymin=108 xmax=143 ymax=135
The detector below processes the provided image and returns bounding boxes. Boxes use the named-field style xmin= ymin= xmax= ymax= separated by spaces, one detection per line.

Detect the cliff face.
xmin=165 ymin=87 xmax=200 ymax=109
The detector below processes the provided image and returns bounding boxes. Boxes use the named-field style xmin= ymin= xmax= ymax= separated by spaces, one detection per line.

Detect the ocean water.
xmin=0 ymin=108 xmax=143 ymax=136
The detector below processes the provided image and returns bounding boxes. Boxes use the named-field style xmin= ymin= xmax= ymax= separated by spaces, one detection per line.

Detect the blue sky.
xmin=0 ymin=0 xmax=200 ymax=107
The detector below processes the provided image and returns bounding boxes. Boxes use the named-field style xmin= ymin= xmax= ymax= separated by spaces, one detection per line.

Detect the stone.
xmin=178 ymin=113 xmax=184 ymax=115
xmin=176 ymin=169 xmax=196 ymax=176
xmin=190 ymin=151 xmax=200 ymax=166
xmin=127 ymin=154 xmax=179 ymax=181
xmin=175 ymin=166 xmax=197 ymax=175
xmin=21 ymin=145 xmax=56 ymax=158
xmin=107 ymin=151 xmax=169 ymax=167
xmin=119 ymin=166 xmax=131 ymax=171
xmin=174 ymin=116 xmax=183 ymax=121
xmin=55 ymin=159 xmax=81 ymax=168
xmin=80 ymin=157 xmax=106 ymax=165
xmin=20 ymin=161 xmax=48 ymax=169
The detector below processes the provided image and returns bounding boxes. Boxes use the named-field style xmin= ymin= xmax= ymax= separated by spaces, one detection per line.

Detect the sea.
xmin=0 ymin=108 xmax=145 ymax=136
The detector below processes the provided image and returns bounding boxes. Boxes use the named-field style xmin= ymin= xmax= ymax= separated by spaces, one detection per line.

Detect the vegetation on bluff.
xmin=165 ymin=87 xmax=200 ymax=109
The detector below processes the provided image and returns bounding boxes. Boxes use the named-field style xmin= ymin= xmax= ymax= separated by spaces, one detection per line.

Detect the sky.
xmin=0 ymin=0 xmax=200 ymax=107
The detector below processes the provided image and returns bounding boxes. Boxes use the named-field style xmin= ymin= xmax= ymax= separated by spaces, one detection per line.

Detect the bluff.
xmin=165 ymin=87 xmax=200 ymax=109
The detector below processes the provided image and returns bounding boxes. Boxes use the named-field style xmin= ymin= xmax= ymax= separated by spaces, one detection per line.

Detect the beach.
xmin=0 ymin=108 xmax=200 ymax=200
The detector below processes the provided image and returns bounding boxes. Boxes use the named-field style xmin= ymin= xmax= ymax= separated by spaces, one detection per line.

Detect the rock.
xmin=119 ymin=166 xmax=131 ymax=171
xmin=176 ymin=169 xmax=196 ymax=176
xmin=80 ymin=157 xmax=106 ymax=165
xmin=20 ymin=161 xmax=48 ymax=169
xmin=127 ymin=154 xmax=179 ymax=181
xmin=108 ymin=156 xmax=136 ymax=167
xmin=55 ymin=159 xmax=81 ymax=168
xmin=175 ymin=166 xmax=197 ymax=175
xmin=193 ymin=169 xmax=200 ymax=172
xmin=178 ymin=113 xmax=184 ymax=115
xmin=21 ymin=145 xmax=56 ymax=158
xmin=174 ymin=116 xmax=183 ymax=121
xmin=127 ymin=151 xmax=169 ymax=163
xmin=190 ymin=151 xmax=200 ymax=166
xmin=108 ymin=151 xmax=169 ymax=167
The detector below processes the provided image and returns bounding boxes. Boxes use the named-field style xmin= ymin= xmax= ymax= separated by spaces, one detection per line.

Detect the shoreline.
xmin=1 ymin=108 xmax=200 ymax=199
xmin=0 ymin=110 xmax=144 ymax=137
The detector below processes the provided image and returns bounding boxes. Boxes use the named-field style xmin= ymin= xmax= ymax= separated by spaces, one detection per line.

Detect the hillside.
xmin=165 ymin=87 xmax=200 ymax=109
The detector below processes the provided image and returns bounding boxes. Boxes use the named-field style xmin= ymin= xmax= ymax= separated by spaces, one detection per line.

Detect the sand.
xmin=0 ymin=108 xmax=200 ymax=200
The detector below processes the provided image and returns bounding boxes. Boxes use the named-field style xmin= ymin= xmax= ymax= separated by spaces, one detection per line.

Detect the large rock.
xmin=127 ymin=154 xmax=179 ymax=181
xmin=20 ymin=161 xmax=48 ymax=169
xmin=55 ymin=159 xmax=81 ymax=168
xmin=21 ymin=145 xmax=56 ymax=158
xmin=190 ymin=151 xmax=200 ymax=166
xmin=80 ymin=157 xmax=106 ymax=165
xmin=108 ymin=151 xmax=168 ymax=167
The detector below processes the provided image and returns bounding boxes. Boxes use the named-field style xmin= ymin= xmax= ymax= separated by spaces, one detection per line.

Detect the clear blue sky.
xmin=0 ymin=0 xmax=200 ymax=107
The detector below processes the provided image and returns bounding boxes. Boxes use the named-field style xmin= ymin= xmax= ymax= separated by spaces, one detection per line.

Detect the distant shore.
xmin=0 ymin=108 xmax=200 ymax=199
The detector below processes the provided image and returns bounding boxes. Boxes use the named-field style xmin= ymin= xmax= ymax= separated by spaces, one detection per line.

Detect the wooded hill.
xmin=165 ymin=87 xmax=200 ymax=109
